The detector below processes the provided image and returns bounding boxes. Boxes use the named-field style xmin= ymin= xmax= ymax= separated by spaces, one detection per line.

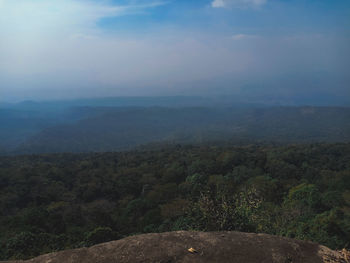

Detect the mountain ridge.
xmin=12 ymin=106 xmax=350 ymax=154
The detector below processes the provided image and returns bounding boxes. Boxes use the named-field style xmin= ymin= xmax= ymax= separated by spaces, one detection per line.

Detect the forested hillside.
xmin=1 ymin=143 xmax=349 ymax=260
xmin=0 ymin=107 xmax=95 ymax=152
xmin=15 ymin=106 xmax=350 ymax=154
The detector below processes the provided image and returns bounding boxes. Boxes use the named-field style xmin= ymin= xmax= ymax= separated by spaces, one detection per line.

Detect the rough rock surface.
xmin=3 ymin=231 xmax=349 ymax=263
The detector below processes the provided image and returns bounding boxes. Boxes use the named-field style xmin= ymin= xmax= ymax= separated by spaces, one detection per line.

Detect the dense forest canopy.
xmin=0 ymin=143 xmax=349 ymax=260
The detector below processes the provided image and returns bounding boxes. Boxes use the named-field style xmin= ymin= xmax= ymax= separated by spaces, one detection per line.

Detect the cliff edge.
xmin=3 ymin=231 xmax=349 ymax=263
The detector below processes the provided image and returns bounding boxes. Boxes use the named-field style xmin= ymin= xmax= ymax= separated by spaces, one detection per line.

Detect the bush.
xmin=84 ymin=227 xmax=119 ymax=246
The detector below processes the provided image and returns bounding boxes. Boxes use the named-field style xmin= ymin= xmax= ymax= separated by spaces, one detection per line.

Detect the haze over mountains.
xmin=1 ymin=96 xmax=349 ymax=155
xmin=1 ymin=0 xmax=349 ymax=156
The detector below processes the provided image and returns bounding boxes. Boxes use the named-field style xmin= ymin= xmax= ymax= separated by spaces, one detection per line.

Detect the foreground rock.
xmin=4 ymin=231 xmax=349 ymax=263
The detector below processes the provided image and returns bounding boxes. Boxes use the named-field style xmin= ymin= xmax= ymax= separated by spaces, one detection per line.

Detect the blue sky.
xmin=0 ymin=0 xmax=349 ymax=103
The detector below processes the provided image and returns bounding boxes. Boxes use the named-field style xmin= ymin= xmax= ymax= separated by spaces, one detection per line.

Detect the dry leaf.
xmin=188 ymin=247 xmax=197 ymax=253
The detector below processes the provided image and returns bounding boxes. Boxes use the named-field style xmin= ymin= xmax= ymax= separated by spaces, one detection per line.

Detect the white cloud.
xmin=212 ymin=0 xmax=225 ymax=8
xmin=211 ymin=0 xmax=267 ymax=9
xmin=0 ymin=0 xmax=166 ymax=36
xmin=0 ymin=1 xmax=252 ymax=97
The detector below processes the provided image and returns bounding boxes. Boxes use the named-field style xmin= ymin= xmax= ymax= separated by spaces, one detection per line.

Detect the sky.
xmin=0 ymin=0 xmax=349 ymax=103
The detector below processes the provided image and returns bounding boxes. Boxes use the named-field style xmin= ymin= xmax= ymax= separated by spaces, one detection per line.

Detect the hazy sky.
xmin=0 ymin=0 xmax=349 ymax=102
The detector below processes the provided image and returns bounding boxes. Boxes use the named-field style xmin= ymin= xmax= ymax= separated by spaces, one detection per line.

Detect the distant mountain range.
xmin=0 ymin=96 xmax=271 ymax=111
xmin=0 ymin=98 xmax=349 ymax=154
